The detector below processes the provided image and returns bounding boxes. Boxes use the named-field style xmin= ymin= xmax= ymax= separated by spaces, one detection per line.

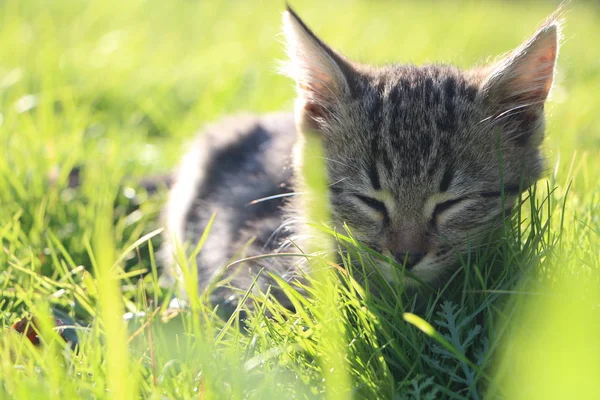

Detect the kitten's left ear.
xmin=481 ymin=19 xmax=560 ymax=112
xmin=282 ymin=6 xmax=357 ymax=132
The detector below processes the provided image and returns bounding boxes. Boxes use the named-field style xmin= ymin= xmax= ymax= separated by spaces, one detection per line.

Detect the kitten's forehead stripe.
xmin=423 ymin=77 xmax=432 ymax=101
xmin=368 ymin=138 xmax=382 ymax=190
xmin=370 ymin=67 xmax=475 ymax=184
xmin=442 ymin=76 xmax=457 ymax=133
xmin=439 ymin=168 xmax=454 ymax=192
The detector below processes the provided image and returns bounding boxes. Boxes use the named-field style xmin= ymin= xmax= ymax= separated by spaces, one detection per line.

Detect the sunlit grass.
xmin=0 ymin=0 xmax=599 ymax=398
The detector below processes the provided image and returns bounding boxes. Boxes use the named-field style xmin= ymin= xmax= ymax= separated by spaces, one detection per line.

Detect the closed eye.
xmin=432 ymin=197 xmax=467 ymax=217
xmin=432 ymin=188 xmax=519 ymax=221
xmin=434 ymin=184 xmax=521 ymax=216
xmin=354 ymin=195 xmax=388 ymax=217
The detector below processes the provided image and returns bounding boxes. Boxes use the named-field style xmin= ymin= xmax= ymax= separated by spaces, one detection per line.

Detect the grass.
xmin=1 ymin=0 xmax=599 ymax=398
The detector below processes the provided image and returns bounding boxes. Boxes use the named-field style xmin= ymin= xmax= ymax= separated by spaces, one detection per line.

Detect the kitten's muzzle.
xmin=386 ymin=224 xmax=427 ymax=270
xmin=393 ymin=251 xmax=424 ymax=270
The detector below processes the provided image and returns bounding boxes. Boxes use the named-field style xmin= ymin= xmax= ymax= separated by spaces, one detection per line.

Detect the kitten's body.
xmin=163 ymin=113 xmax=302 ymax=309
xmin=162 ymin=8 xmax=559 ymax=311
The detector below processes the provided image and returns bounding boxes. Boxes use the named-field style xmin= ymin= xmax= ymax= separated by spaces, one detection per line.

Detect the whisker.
xmin=316 ymin=156 xmax=353 ymax=168
xmin=247 ymin=192 xmax=303 ymax=205
xmin=492 ymin=100 xmax=546 ymax=122
xmin=329 ymin=177 xmax=348 ymax=187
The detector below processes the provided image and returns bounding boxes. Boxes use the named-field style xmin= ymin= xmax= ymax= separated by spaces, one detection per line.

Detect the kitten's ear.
xmin=282 ymin=6 xmax=355 ymax=131
xmin=481 ymin=19 xmax=560 ymax=111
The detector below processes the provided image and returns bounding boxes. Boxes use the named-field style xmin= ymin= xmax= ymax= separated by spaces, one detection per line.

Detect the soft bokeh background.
xmin=2 ymin=0 xmax=598 ymax=175
xmin=1 ymin=0 xmax=599 ymax=398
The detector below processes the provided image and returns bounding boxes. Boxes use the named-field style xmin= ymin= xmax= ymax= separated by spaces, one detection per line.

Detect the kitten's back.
xmin=162 ymin=112 xmax=298 ymax=309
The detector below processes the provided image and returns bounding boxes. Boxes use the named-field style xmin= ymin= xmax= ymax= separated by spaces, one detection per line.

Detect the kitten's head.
xmin=282 ymin=7 xmax=560 ymax=286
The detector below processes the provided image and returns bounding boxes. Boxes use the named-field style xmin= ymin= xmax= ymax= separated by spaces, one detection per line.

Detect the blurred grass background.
xmin=0 ymin=0 xmax=599 ymax=398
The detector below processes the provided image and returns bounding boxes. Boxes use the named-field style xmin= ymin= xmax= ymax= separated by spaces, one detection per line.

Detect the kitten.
xmin=161 ymin=7 xmax=559 ymax=312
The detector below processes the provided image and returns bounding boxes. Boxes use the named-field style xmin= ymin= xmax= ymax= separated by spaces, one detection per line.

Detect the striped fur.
xmin=161 ymin=7 xmax=561 ymax=312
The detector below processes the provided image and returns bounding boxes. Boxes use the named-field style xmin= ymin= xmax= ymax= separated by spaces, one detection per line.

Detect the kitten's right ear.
xmin=479 ymin=14 xmax=560 ymax=146
xmin=481 ymin=22 xmax=559 ymax=109
xmin=282 ymin=6 xmax=354 ymax=131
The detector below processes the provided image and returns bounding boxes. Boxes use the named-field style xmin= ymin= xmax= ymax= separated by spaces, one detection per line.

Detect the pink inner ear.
xmin=484 ymin=24 xmax=558 ymax=108
xmin=537 ymin=46 xmax=557 ymax=95
xmin=301 ymin=102 xmax=330 ymax=133
xmin=297 ymin=70 xmax=338 ymax=128
xmin=304 ymin=102 xmax=326 ymax=119
xmin=516 ymin=44 xmax=557 ymax=103
xmin=298 ymin=69 xmax=337 ymax=104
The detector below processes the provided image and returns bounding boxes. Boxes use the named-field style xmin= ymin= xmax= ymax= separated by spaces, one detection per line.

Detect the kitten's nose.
xmin=393 ymin=251 xmax=424 ymax=270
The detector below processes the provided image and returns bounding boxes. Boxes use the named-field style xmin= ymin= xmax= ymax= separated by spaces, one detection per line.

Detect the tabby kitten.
xmin=162 ymin=7 xmax=559 ymax=311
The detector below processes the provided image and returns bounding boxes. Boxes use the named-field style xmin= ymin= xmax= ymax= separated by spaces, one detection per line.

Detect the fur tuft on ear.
xmin=482 ymin=16 xmax=561 ymax=110
xmin=281 ymin=6 xmax=355 ymax=128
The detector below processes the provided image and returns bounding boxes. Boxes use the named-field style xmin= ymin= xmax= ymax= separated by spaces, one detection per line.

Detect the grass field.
xmin=1 ymin=0 xmax=599 ymax=398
